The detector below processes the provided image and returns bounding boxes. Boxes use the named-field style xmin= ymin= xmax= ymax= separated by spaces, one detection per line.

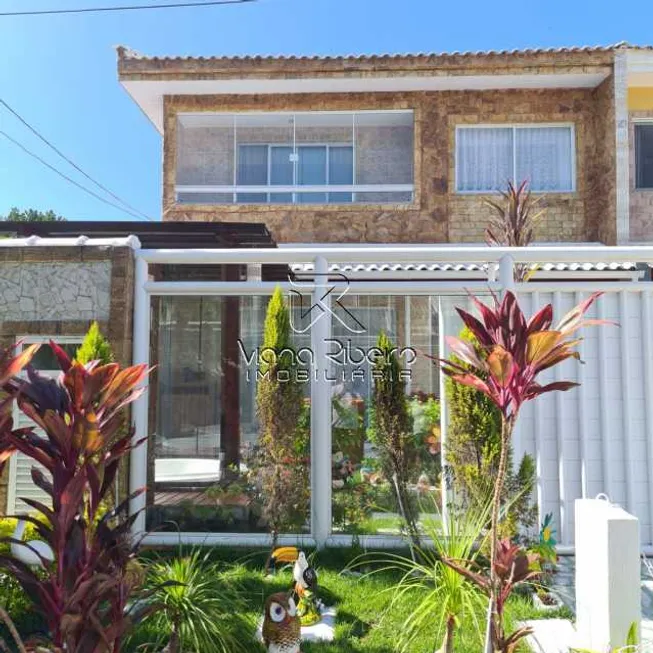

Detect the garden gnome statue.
xmin=262 ymin=592 xmax=301 ymax=653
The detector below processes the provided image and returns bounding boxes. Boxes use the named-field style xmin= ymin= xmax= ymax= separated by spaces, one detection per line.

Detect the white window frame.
xmin=237 ymin=142 xmax=355 ymax=204
xmin=634 ymin=120 xmax=653 ymax=191
xmin=454 ymin=123 xmax=577 ymax=194
xmin=6 ymin=336 xmax=83 ymax=514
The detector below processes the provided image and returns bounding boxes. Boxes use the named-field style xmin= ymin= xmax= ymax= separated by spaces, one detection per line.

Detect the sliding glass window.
xmin=176 ymin=110 xmax=414 ymax=205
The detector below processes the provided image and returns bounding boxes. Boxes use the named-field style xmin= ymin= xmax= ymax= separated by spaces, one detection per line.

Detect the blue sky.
xmin=0 ymin=0 xmax=652 ymax=222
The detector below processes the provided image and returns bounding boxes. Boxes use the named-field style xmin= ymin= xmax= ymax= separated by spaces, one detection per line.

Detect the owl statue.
xmin=262 ymin=592 xmax=301 ymax=653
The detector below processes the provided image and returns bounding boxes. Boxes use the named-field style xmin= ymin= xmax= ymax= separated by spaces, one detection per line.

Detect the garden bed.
xmin=126 ymin=547 xmax=567 ymax=653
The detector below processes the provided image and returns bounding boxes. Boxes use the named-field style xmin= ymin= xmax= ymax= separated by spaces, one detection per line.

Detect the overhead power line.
xmin=0 ymin=0 xmax=254 ymax=17
xmin=0 ymin=98 xmax=154 ymax=222
xmin=0 ymin=130 xmax=153 ymax=221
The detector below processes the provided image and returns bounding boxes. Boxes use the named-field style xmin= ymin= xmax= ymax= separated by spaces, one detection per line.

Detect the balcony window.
xmin=455 ymin=125 xmax=575 ymax=193
xmin=636 ymin=124 xmax=653 ymax=189
xmin=175 ymin=111 xmax=414 ymax=205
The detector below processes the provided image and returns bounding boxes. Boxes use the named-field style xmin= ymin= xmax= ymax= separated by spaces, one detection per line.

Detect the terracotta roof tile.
xmin=116 ymin=41 xmax=652 ymax=65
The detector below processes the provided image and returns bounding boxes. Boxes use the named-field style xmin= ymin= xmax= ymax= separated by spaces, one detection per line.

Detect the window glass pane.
xmin=329 ymin=146 xmax=353 ymax=203
xmin=456 ymin=127 xmax=513 ymax=192
xmin=330 ymin=295 xmax=442 ymax=536
xmin=237 ymin=144 xmax=268 ymax=203
xmin=176 ymin=114 xmax=235 ymax=202
xmin=149 ymin=295 xmax=311 ymax=534
xmin=636 ymin=125 xmax=653 ymax=189
xmin=297 ymin=146 xmax=327 ymax=203
xmin=516 ymin=126 xmax=573 ymax=191
xmin=270 ymin=146 xmax=293 ymax=203
xmin=27 ymin=343 xmax=79 ymax=370
xmin=355 ymin=113 xmax=413 ymax=184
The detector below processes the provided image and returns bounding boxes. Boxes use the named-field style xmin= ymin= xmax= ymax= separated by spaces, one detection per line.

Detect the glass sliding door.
xmin=236 ymin=144 xmax=268 ymax=203
xmin=297 ymin=146 xmax=328 ymax=203
xmin=269 ymin=146 xmax=294 ymax=203
xmin=329 ymin=145 xmax=353 ymax=203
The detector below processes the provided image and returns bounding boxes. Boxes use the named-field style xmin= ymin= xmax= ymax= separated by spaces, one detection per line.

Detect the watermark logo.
xmin=239 ymin=272 xmax=416 ymax=384
xmin=288 ymin=272 xmax=366 ymax=334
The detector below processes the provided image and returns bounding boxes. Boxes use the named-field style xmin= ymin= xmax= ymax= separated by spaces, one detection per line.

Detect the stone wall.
xmin=0 ymin=261 xmax=111 ymax=321
xmin=629 ymin=110 xmax=653 ymax=242
xmin=162 ymin=86 xmax=616 ymax=244
xmin=0 ymin=245 xmax=135 ymax=514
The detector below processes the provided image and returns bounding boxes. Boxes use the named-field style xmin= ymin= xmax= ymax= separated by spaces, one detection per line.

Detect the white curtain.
xmin=516 ymin=127 xmax=573 ymax=192
xmin=456 ymin=127 xmax=513 ymax=192
xmin=456 ymin=126 xmax=573 ymax=192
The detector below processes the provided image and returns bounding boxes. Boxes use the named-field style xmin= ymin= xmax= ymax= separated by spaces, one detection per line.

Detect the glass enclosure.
xmin=146 ymin=289 xmax=456 ymax=539
xmin=175 ymin=111 xmax=414 ymax=205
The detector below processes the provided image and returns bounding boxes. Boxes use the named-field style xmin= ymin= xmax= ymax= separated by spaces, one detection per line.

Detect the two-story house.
xmin=118 ymin=42 xmax=653 ymax=245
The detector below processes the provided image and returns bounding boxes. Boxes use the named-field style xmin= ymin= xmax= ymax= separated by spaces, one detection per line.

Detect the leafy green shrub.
xmin=256 ymin=287 xmax=310 ymax=552
xmin=75 ymin=320 xmax=114 ymax=365
xmin=131 ymin=549 xmax=254 ymax=653
xmin=360 ymin=496 xmax=490 ymax=653
xmin=445 ymin=327 xmax=537 ymax=539
xmin=409 ymin=393 xmax=441 ymax=483
xmin=369 ymin=331 xmax=420 ymax=548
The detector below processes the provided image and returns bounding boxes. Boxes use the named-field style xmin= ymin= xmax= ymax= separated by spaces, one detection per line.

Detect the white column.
xmin=614 ymin=49 xmax=630 ymax=244
xmin=553 ymin=292 xmax=567 ymax=544
xmin=642 ymin=291 xmax=653 ymax=543
xmin=438 ymin=296 xmax=450 ymax=533
xmin=532 ymin=291 xmax=545 ymax=526
xmin=619 ymin=292 xmax=636 ymax=516
xmin=130 ymin=255 xmax=150 ymax=535
xmin=498 ymin=254 xmax=515 ymax=292
xmin=311 ymin=256 xmax=332 ymax=548
xmin=575 ymin=291 xmax=590 ymax=499
xmin=575 ymin=498 xmax=640 ymax=650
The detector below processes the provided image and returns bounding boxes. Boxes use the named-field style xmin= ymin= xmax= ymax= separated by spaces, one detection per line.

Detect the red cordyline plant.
xmin=438 ymin=290 xmax=610 ymax=652
xmin=485 ymin=180 xmax=546 ymax=282
xmin=0 ymin=341 xmax=151 ymax=653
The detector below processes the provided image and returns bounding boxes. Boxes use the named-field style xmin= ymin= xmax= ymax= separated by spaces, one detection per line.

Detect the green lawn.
xmin=127 ymin=546 xmax=572 ymax=653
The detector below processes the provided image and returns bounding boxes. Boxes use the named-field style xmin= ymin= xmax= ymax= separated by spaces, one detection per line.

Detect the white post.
xmin=130 ymin=256 xmax=150 ymax=535
xmin=311 ymin=256 xmax=332 ymax=548
xmin=498 ymin=254 xmax=515 ymax=292
xmin=438 ymin=297 xmax=450 ymax=534
xmin=575 ymin=498 xmax=640 ymax=650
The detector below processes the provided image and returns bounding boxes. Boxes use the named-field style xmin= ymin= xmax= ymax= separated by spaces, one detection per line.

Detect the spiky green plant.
xmin=135 ymin=549 xmax=254 ymax=653
xmin=76 ymin=321 xmax=114 ymax=365
xmin=360 ymin=497 xmax=491 ymax=653
xmin=369 ymin=330 xmax=419 ymax=549
xmin=485 ymin=180 xmax=545 ymax=282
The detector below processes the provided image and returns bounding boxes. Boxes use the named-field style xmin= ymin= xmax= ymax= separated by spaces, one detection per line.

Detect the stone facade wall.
xmin=0 ymin=246 xmax=135 ymax=514
xmin=162 ymin=85 xmax=617 ymax=244
xmin=629 ymin=110 xmax=653 ymax=241
xmin=0 ymin=261 xmax=111 ymax=321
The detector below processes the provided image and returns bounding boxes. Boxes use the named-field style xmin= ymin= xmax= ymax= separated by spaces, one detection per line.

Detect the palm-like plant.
xmin=485 ymin=180 xmax=545 ymax=282
xmin=135 ymin=549 xmax=253 ymax=653
xmin=361 ymin=498 xmax=491 ymax=653
xmin=438 ymin=290 xmax=610 ymax=652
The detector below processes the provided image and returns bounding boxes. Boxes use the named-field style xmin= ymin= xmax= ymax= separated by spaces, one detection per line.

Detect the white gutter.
xmin=139 ymin=244 xmax=653 ymax=265
xmin=0 ymin=235 xmax=142 ymax=249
